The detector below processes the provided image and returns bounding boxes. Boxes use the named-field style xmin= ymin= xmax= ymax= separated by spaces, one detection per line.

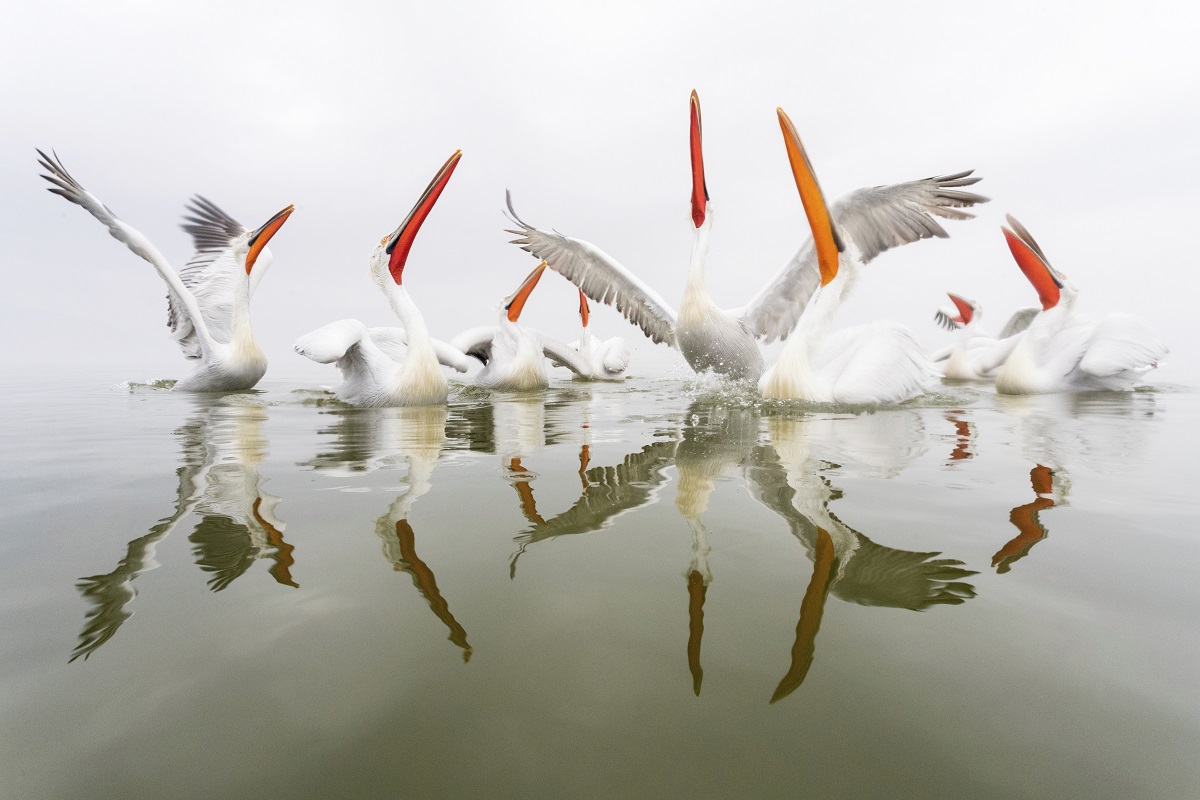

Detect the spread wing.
xmin=37 ymin=149 xmax=214 ymax=355
xmin=736 ymin=171 xmax=989 ymax=343
xmin=505 ymin=191 xmax=679 ymax=347
xmin=171 ymin=196 xmax=250 ymax=353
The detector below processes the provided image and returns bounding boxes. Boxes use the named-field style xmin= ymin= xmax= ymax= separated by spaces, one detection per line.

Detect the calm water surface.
xmin=2 ymin=372 xmax=1197 ymax=799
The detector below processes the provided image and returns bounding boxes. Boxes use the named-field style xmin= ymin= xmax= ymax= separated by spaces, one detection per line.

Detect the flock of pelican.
xmin=39 ymin=91 xmax=1167 ymax=403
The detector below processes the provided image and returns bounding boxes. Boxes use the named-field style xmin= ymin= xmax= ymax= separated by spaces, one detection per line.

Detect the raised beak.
xmin=578 ymin=289 xmax=590 ymax=327
xmin=384 ymin=150 xmax=462 ymax=284
xmin=1002 ymin=215 xmax=1061 ymax=310
xmin=777 ymin=108 xmax=843 ymax=286
xmin=245 ymin=204 xmax=295 ymax=274
xmin=947 ymin=292 xmax=974 ymax=325
xmin=504 ymin=261 xmax=547 ymax=322
xmin=690 ymin=90 xmax=708 ymax=229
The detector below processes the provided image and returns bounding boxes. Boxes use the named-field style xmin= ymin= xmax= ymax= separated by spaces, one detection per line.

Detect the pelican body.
xmin=993 ymin=216 xmax=1167 ymax=395
xmin=294 ymin=152 xmax=471 ymax=406
xmin=38 ymin=150 xmax=294 ymax=391
xmin=505 ymin=91 xmax=987 ymax=383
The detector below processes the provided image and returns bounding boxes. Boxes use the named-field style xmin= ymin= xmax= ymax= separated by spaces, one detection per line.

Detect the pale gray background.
xmin=3 ymin=0 xmax=1196 ymax=382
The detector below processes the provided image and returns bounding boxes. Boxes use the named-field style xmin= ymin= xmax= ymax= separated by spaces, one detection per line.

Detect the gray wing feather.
xmin=505 ymin=191 xmax=678 ymax=347
xmin=997 ymin=307 xmax=1040 ymax=340
xmin=736 ymin=171 xmax=989 ymax=343
xmin=934 ymin=308 xmax=962 ymax=332
xmin=181 ymin=196 xmax=245 ymax=253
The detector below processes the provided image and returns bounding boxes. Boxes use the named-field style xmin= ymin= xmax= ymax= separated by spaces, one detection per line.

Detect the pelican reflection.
xmin=73 ymin=396 xmax=295 ymax=662
xmin=675 ymin=402 xmax=761 ymax=695
xmin=507 ymin=440 xmax=677 ymax=577
xmin=993 ymin=464 xmax=1060 ymax=573
xmin=749 ymin=410 xmax=976 ymax=702
xmin=305 ymin=404 xmax=471 ymax=661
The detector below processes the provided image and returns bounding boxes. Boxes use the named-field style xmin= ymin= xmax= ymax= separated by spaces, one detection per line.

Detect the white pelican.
xmin=294 ymin=151 xmax=472 ymax=407
xmin=993 ymin=215 xmax=1167 ymax=395
xmin=758 ymin=110 xmax=938 ymax=404
xmin=931 ymin=293 xmax=1037 ymax=381
xmin=450 ymin=262 xmax=591 ymax=390
xmin=569 ymin=291 xmax=630 ymax=381
xmin=505 ymin=90 xmax=987 ymax=381
xmin=38 ymin=150 xmax=294 ymax=392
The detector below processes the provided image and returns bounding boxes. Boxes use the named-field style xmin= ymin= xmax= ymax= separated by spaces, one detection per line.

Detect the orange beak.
xmin=777 ymin=108 xmax=842 ymax=286
xmin=689 ymin=90 xmax=708 ymax=229
xmin=245 ymin=204 xmax=295 ymax=275
xmin=578 ymin=289 xmax=590 ymax=327
xmin=385 ymin=150 xmax=462 ymax=284
xmin=505 ymin=261 xmax=547 ymax=322
xmin=1002 ymin=217 xmax=1061 ymax=311
xmin=947 ymin=292 xmax=974 ymax=325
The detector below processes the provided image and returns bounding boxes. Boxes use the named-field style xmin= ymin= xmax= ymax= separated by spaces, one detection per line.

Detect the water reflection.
xmin=507 ymin=440 xmax=678 ymax=576
xmin=676 ymin=403 xmax=760 ymax=694
xmin=993 ymin=464 xmax=1058 ymax=573
xmin=306 ymin=405 xmax=471 ymax=661
xmin=945 ymin=410 xmax=976 ymax=464
xmin=73 ymin=397 xmax=295 ymax=662
xmin=988 ymin=392 xmax=1157 ymax=573
xmin=748 ymin=410 xmax=977 ymax=701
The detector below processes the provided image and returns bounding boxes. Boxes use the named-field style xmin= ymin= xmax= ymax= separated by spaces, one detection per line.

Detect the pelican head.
xmin=370 ymin=150 xmax=463 ymax=288
xmin=502 ymin=261 xmax=547 ymax=323
xmin=1002 ymin=214 xmax=1074 ymax=310
xmin=937 ymin=292 xmax=979 ymax=330
xmin=689 ymin=89 xmax=709 ymax=229
xmin=242 ymin=203 xmax=295 ymax=276
xmin=777 ymin=108 xmax=844 ymax=286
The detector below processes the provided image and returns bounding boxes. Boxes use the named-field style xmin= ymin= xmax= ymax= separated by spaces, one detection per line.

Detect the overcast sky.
xmin=3 ymin=0 xmax=1197 ymax=384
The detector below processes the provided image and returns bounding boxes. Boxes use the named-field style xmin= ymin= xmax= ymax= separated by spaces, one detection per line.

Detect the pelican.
xmin=505 ymin=90 xmax=987 ymax=381
xmin=450 ymin=262 xmax=591 ymax=390
xmin=294 ymin=151 xmax=472 ymax=406
xmin=758 ymin=110 xmax=938 ymax=404
xmin=994 ymin=215 xmax=1167 ymax=394
xmin=38 ymin=150 xmax=293 ymax=392
xmin=569 ymin=291 xmax=630 ymax=381
xmin=931 ymin=293 xmax=1037 ymax=381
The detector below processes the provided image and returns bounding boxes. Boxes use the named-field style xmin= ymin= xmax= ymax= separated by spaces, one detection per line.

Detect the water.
xmin=2 ymin=373 xmax=1197 ymax=799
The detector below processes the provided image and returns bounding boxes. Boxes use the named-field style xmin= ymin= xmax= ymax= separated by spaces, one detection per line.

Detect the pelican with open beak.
xmin=758 ymin=109 xmax=936 ymax=404
xmin=38 ymin=149 xmax=294 ymax=391
xmin=994 ymin=215 xmax=1167 ymax=394
xmin=294 ymin=150 xmax=474 ymax=406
